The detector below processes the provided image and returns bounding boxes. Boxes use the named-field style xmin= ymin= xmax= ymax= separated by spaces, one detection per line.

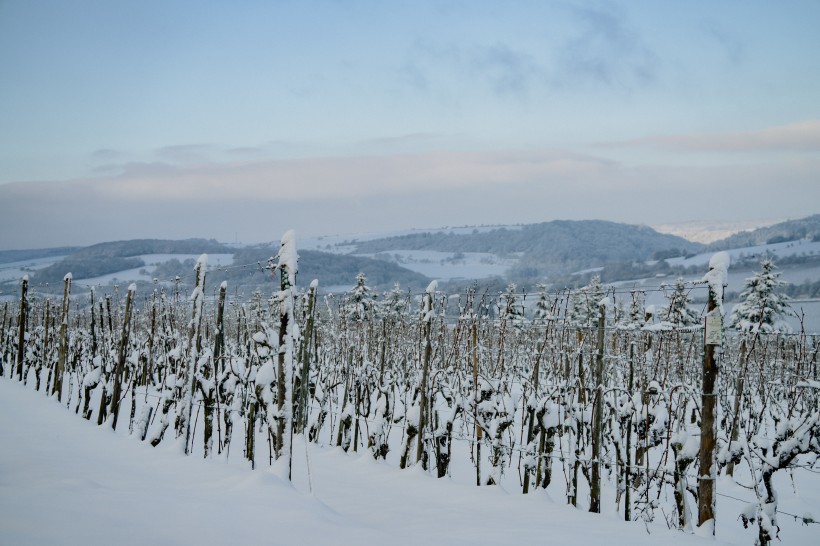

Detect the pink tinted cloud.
xmin=608 ymin=120 xmax=820 ymax=153
xmin=81 ymin=149 xmax=615 ymax=202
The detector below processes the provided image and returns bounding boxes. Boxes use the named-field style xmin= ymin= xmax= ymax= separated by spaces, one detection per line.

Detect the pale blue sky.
xmin=1 ymin=1 xmax=819 ymax=248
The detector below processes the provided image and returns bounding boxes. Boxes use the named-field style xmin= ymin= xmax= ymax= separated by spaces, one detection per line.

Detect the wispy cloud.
xmin=701 ymin=23 xmax=744 ymax=65
xmin=605 ymin=120 xmax=820 ymax=153
xmin=360 ymin=133 xmax=443 ymax=148
xmin=155 ymin=144 xmax=217 ymax=164
xmin=80 ymin=149 xmax=614 ymax=202
xmin=553 ymin=3 xmax=659 ymax=89
xmin=2 ymin=148 xmax=818 ymax=249
xmin=90 ymin=148 xmax=126 ymax=160
xmin=469 ymin=43 xmax=545 ymax=98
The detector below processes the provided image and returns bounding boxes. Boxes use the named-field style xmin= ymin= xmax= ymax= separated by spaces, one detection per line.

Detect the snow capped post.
xmin=178 ymin=254 xmax=207 ymax=453
xmin=15 ymin=275 xmax=28 ymax=381
xmin=698 ymin=251 xmax=729 ymax=534
xmin=52 ymin=273 xmax=72 ymax=401
xmin=296 ymin=279 xmax=318 ymax=433
xmin=416 ymin=280 xmax=437 ymax=470
xmin=276 ymin=230 xmax=298 ymax=480
xmin=590 ymin=296 xmax=609 ymax=513
xmin=110 ymin=283 xmax=135 ymax=430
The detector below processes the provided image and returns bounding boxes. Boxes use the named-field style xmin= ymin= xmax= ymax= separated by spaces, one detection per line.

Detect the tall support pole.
xmin=110 ymin=284 xmax=135 ymax=430
xmin=297 ymin=281 xmax=317 ymax=433
xmin=590 ymin=301 xmax=606 ymax=513
xmin=416 ymin=285 xmax=434 ymax=469
xmin=698 ymin=252 xmax=728 ymax=534
xmin=472 ymin=317 xmax=482 ymax=486
xmin=53 ymin=273 xmax=72 ymax=401
xmin=15 ymin=277 xmax=28 ymax=381
xmin=625 ymin=339 xmax=635 ymax=522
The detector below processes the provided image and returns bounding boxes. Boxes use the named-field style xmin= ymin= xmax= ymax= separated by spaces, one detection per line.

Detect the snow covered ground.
xmin=0 ymin=255 xmax=67 ymax=283
xmin=70 ymin=253 xmax=235 ymax=287
xmin=356 ymin=250 xmax=517 ymax=280
xmin=1 ymin=379 xmax=817 ymax=545
xmin=666 ymin=239 xmax=820 ymax=269
xmin=299 ymin=225 xmax=522 ymax=253
xmin=652 ymin=219 xmax=782 ymax=244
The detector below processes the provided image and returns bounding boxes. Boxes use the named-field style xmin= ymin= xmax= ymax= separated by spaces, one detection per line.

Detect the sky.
xmin=1 ymin=0 xmax=819 ymax=249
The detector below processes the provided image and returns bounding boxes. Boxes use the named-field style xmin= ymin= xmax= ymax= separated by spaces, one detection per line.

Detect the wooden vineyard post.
xmin=416 ymin=284 xmax=434 ymax=470
xmin=297 ymin=280 xmax=317 ymax=433
xmin=201 ymin=282 xmax=225 ymax=458
xmin=53 ymin=273 xmax=71 ymax=401
xmin=0 ymin=302 xmax=8 ymax=377
xmin=110 ymin=284 xmax=135 ymax=430
xmin=180 ymin=256 xmax=206 ymax=454
xmin=726 ymin=338 xmax=747 ymax=477
xmin=590 ymin=301 xmax=606 ymax=513
xmin=625 ymin=339 xmax=635 ymax=522
xmin=276 ymin=268 xmax=290 ymax=459
xmin=15 ymin=276 xmax=28 ymax=381
xmin=523 ymin=326 xmax=550 ymax=494
xmin=698 ymin=252 xmax=728 ymax=534
xmin=472 ymin=317 xmax=482 ymax=486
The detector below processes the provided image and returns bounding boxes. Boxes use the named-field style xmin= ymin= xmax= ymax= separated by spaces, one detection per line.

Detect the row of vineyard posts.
xmin=1 ymin=237 xmax=818 ymax=544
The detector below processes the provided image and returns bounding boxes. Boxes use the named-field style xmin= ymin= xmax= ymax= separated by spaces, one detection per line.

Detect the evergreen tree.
xmin=568 ymin=275 xmax=606 ymax=327
xmin=345 ymin=272 xmax=374 ymax=322
xmin=659 ymin=277 xmax=700 ymax=328
xmin=729 ymin=259 xmax=792 ymax=333
xmin=532 ymin=283 xmax=555 ymax=324
xmin=499 ymin=283 xmax=526 ymax=330
xmin=377 ymin=282 xmax=408 ymax=322
xmin=615 ymin=289 xmax=646 ymax=330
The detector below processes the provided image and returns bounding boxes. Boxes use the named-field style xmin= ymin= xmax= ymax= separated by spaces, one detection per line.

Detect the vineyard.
xmin=2 ymin=234 xmax=819 ymax=545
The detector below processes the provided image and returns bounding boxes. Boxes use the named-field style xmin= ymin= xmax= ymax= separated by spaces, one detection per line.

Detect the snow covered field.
xmin=356 ymin=250 xmax=517 ymax=280
xmin=70 ymin=253 xmax=235 ymax=287
xmin=0 ymin=255 xmax=68 ymax=283
xmin=1 ymin=378 xmax=817 ymax=545
xmin=666 ymin=239 xmax=820 ymax=269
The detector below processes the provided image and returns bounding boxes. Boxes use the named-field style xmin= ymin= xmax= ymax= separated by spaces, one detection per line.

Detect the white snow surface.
xmin=357 ymin=250 xmax=516 ymax=280
xmin=652 ymin=219 xmax=783 ymax=244
xmin=0 ymin=379 xmax=753 ymax=546
xmin=69 ymin=254 xmax=235 ymax=287
xmin=0 ymin=256 xmax=67 ymax=282
xmin=666 ymin=239 xmax=820 ymax=269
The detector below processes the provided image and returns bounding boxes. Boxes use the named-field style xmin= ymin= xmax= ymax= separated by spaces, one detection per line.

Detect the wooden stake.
xmin=590 ymin=302 xmax=606 ymax=513
xmin=110 ymin=285 xmax=134 ymax=430
xmin=15 ymin=277 xmax=28 ymax=381
xmin=53 ymin=274 xmax=71 ymax=401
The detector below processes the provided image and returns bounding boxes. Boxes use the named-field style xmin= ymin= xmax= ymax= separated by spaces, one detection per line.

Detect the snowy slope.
xmin=0 ymin=379 xmax=747 ymax=546
xmin=652 ymin=219 xmax=782 ymax=244
xmin=666 ymin=239 xmax=820 ymax=269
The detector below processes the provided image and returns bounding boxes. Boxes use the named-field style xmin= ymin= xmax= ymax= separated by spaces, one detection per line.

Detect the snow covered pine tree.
xmin=729 ymin=259 xmax=792 ymax=334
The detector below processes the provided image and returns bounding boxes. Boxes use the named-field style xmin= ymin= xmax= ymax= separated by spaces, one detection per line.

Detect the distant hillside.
xmin=350 ymin=220 xmax=703 ymax=279
xmin=708 ymin=215 xmax=820 ymax=250
xmin=148 ymin=248 xmax=430 ymax=294
xmin=26 ymin=239 xmax=430 ymax=294
xmin=15 ymin=217 xmax=820 ymax=298
xmin=32 ymin=239 xmax=234 ymax=284
xmin=0 ymin=247 xmax=82 ymax=265
xmin=67 ymin=238 xmax=233 ymax=259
